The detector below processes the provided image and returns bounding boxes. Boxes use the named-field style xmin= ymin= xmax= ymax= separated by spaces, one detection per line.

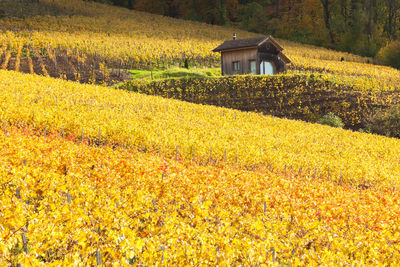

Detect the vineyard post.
xmin=216 ymin=245 xmax=220 ymax=264
xmin=66 ymin=193 xmax=72 ymax=204
xmin=209 ymin=148 xmax=212 ymax=164
xmin=161 ymin=246 xmax=165 ymax=263
xmin=152 ymin=198 xmax=157 ymax=212
xmin=62 ymin=125 xmax=65 ymax=139
xmin=3 ymin=121 xmax=6 ymax=135
xmin=224 ymin=149 xmax=226 ymax=163
xmin=23 ymin=159 xmax=27 ymax=166
xmin=327 ymin=167 xmax=330 ymax=180
xmin=314 ymin=166 xmax=317 ymax=179
xmin=192 ymin=146 xmax=195 ymax=163
xmin=271 ymin=247 xmax=276 ymax=263
xmin=98 ymin=127 xmax=101 ymax=146
xmin=21 ymin=233 xmax=28 ymax=254
xmin=96 ymin=250 xmax=102 ymax=265
xmin=81 ymin=126 xmax=84 ymax=142
xmin=393 ymin=187 xmax=395 ymax=195
xmin=175 ymin=146 xmax=178 ymax=161
xmin=340 ymin=170 xmax=343 ymax=185
xmin=158 ymin=144 xmax=161 ymax=157
xmin=284 ymin=165 xmax=287 ymax=176
xmin=264 ymin=201 xmax=267 ymax=214
xmin=16 ymin=188 xmax=21 ymax=199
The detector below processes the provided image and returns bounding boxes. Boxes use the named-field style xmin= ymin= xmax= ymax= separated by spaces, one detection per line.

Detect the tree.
xmin=239 ymin=2 xmax=268 ymax=32
xmin=376 ymin=40 xmax=400 ymax=68
xmin=384 ymin=0 xmax=400 ymax=39
xmin=320 ymin=0 xmax=336 ymax=43
xmin=226 ymin=0 xmax=239 ymax=21
xmin=134 ymin=0 xmax=167 ymax=14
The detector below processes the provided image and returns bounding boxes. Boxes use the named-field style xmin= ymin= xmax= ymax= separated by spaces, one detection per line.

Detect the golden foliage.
xmin=1 ymin=70 xmax=400 ymax=186
xmin=0 ymin=126 xmax=399 ymax=265
xmin=0 ymin=0 xmax=375 ymax=69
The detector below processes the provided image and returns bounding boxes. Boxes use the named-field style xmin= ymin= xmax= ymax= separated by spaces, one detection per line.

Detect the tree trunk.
xmin=276 ymin=0 xmax=280 ymax=17
xmin=387 ymin=0 xmax=395 ymax=38
xmin=372 ymin=0 xmax=378 ymax=23
xmin=340 ymin=0 xmax=347 ymax=24
xmin=320 ymin=0 xmax=335 ymax=43
xmin=366 ymin=0 xmax=373 ymax=36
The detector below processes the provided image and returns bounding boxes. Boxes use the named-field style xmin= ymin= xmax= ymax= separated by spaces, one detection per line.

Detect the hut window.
xmin=249 ymin=60 xmax=256 ymax=74
xmin=233 ymin=61 xmax=240 ymax=71
xmin=260 ymin=61 xmax=275 ymax=75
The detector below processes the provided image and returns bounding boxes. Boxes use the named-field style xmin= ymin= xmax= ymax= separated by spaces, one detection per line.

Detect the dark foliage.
xmin=366 ymin=105 xmax=400 ymax=138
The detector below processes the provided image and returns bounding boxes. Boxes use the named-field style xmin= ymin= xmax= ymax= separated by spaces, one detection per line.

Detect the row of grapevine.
xmin=1 ymin=126 xmax=399 ymax=265
xmin=121 ymin=73 xmax=400 ymax=128
xmin=2 ymin=0 xmax=396 ymax=87
xmin=1 ymin=70 xmax=400 ymax=186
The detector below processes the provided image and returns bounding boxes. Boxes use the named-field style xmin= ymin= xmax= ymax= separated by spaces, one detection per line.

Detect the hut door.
xmin=260 ymin=61 xmax=274 ymax=75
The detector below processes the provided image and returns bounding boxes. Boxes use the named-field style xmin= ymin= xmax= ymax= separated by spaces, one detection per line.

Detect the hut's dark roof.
xmin=212 ymin=35 xmax=284 ymax=52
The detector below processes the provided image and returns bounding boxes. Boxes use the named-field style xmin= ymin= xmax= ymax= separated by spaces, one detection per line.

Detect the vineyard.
xmin=122 ymin=72 xmax=400 ymax=128
xmin=1 ymin=0 xmax=400 ymax=265
xmin=1 ymin=125 xmax=400 ymax=265
xmin=0 ymin=0 xmax=388 ymax=86
xmin=1 ymin=70 xmax=400 ymax=187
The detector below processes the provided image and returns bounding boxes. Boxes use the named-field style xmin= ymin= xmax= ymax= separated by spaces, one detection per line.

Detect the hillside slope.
xmin=1 ymin=70 xmax=400 ymax=187
xmin=122 ymin=73 xmax=400 ymax=128
xmin=1 ymin=126 xmax=399 ymax=265
xmin=1 ymin=0 xmax=395 ymax=86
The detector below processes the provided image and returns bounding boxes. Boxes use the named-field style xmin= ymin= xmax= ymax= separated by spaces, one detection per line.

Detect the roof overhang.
xmin=214 ymin=46 xmax=259 ymax=53
xmin=278 ymin=52 xmax=291 ymax=64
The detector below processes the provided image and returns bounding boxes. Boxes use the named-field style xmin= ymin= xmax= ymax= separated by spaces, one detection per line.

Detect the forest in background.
xmin=86 ymin=0 xmax=399 ymax=62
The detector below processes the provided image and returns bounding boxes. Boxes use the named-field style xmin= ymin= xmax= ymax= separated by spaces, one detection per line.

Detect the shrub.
xmin=366 ymin=105 xmax=400 ymax=138
xmin=318 ymin=113 xmax=344 ymax=128
xmin=376 ymin=41 xmax=400 ymax=69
